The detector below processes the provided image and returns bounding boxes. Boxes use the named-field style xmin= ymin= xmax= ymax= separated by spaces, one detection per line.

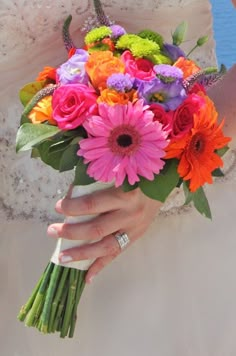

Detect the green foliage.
xmin=139 ymin=160 xmax=179 ymax=202
xmin=183 ymin=182 xmax=212 ymax=219
xmin=74 ymin=159 xmax=96 ymax=186
xmin=212 ymin=168 xmax=224 ymax=177
xmin=59 ymin=144 xmax=80 ymax=172
xmin=172 ymin=21 xmax=188 ymax=46
xmin=121 ymin=179 xmax=139 ymax=193
xmin=19 ymin=81 xmax=47 ymax=107
xmin=216 ymin=146 xmax=229 ymax=157
xmin=16 ymin=123 xmax=60 ymax=152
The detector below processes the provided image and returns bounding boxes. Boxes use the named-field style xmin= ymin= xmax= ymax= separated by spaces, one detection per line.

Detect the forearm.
xmin=208 ymin=64 xmax=236 ymax=145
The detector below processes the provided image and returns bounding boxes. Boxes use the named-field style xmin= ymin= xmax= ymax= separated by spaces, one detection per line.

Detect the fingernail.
xmin=60 ymin=255 xmax=73 ymax=263
xmin=87 ymin=276 xmax=94 ymax=284
xmin=47 ymin=226 xmax=58 ymax=238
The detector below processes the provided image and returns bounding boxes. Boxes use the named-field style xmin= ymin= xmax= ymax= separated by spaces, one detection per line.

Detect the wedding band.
xmin=114 ymin=232 xmax=130 ymax=250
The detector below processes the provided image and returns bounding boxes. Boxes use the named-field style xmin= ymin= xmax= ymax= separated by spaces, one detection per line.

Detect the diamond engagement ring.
xmin=114 ymin=232 xmax=130 ymax=250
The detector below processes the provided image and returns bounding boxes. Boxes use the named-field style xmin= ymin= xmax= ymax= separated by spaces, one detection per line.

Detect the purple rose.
xmin=57 ymin=49 xmax=89 ymax=85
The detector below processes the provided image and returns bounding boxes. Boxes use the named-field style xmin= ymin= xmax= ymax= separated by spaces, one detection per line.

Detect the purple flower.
xmin=137 ymin=77 xmax=187 ymax=111
xmin=154 ymin=64 xmax=183 ymax=83
xmin=107 ymin=73 xmax=134 ymax=92
xmin=110 ymin=24 xmax=126 ymax=39
xmin=162 ymin=43 xmax=186 ymax=62
xmin=57 ymin=49 xmax=89 ymax=85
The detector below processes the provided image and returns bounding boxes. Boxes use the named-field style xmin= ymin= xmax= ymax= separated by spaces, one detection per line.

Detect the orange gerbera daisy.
xmin=165 ymin=96 xmax=231 ymax=192
xmin=28 ymin=96 xmax=57 ymax=125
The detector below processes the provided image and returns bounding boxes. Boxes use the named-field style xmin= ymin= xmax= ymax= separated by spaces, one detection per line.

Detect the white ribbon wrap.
xmin=51 ymin=181 xmax=114 ymax=270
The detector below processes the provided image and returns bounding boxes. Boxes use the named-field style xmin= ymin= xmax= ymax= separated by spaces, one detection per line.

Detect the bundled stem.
xmin=18 ymin=262 xmax=86 ymax=338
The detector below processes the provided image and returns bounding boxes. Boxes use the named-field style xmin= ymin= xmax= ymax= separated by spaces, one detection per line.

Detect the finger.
xmin=48 ymin=210 xmax=130 ymax=241
xmin=58 ymin=234 xmax=124 ymax=262
xmin=85 ymin=255 xmax=118 ymax=284
xmin=55 ymin=187 xmax=123 ymax=216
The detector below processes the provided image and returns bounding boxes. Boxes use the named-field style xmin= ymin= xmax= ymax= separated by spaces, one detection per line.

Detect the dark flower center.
xmin=191 ymin=133 xmax=205 ymax=154
xmin=117 ymin=134 xmax=133 ymax=147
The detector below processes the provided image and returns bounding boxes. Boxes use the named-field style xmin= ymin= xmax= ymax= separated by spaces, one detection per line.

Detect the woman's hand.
xmin=47 ymin=187 xmax=162 ymax=283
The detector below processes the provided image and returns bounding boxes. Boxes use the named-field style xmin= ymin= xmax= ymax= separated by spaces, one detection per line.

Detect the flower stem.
xmin=48 ymin=267 xmax=70 ymax=332
xmin=17 ymin=270 xmax=45 ymax=322
xmin=60 ymin=269 xmax=78 ymax=338
xmin=69 ymin=270 xmax=86 ymax=338
xmin=24 ymin=262 xmax=54 ymax=327
xmin=40 ymin=264 xmax=63 ymax=333
xmin=52 ymin=279 xmax=69 ymax=333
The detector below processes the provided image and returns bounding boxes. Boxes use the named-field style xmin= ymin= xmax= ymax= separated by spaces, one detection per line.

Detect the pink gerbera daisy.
xmin=78 ymin=100 xmax=169 ymax=187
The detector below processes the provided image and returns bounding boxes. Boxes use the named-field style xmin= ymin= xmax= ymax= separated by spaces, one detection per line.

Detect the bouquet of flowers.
xmin=16 ymin=0 xmax=231 ymax=338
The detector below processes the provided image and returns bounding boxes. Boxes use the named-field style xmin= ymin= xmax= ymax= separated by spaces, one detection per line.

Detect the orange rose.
xmin=174 ymin=57 xmax=201 ymax=79
xmin=85 ymin=51 xmax=125 ymax=91
xmin=28 ymin=96 xmax=57 ymax=125
xmin=97 ymin=89 xmax=138 ymax=105
xmin=36 ymin=66 xmax=57 ymax=82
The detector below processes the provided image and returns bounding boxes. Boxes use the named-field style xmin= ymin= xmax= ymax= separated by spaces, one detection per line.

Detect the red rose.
xmin=171 ymin=94 xmax=205 ymax=138
xmin=121 ymin=50 xmax=155 ymax=81
xmin=149 ymin=103 xmax=172 ymax=133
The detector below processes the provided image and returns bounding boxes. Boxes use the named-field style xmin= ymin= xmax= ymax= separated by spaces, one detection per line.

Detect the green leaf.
xmin=139 ymin=160 xmax=179 ymax=202
xmin=183 ymin=182 xmax=212 ymax=219
xmin=73 ymin=159 xmax=96 ymax=186
xmin=183 ymin=181 xmax=193 ymax=205
xmin=212 ymin=168 xmax=224 ymax=177
xmin=192 ymin=187 xmax=212 ymax=219
xmin=216 ymin=146 xmax=229 ymax=157
xmin=121 ymin=178 xmax=139 ymax=193
xmin=35 ymin=141 xmax=64 ymax=170
xmin=20 ymin=114 xmax=31 ymax=124
xmin=16 ymin=123 xmax=60 ymax=152
xmin=59 ymin=144 xmax=80 ymax=172
xmin=19 ymin=81 xmax=46 ymax=107
xmin=48 ymin=138 xmax=73 ymax=154
xmin=172 ymin=21 xmax=188 ymax=46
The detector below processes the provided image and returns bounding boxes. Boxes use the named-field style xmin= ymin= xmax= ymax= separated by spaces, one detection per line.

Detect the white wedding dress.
xmin=1 ymin=1 xmax=236 ymax=355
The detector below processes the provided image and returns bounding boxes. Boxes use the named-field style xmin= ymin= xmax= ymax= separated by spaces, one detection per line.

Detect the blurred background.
xmin=211 ymin=0 xmax=236 ymax=68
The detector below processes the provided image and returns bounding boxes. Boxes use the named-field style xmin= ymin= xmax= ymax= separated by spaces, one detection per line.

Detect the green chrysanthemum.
xmin=116 ymin=34 xmax=160 ymax=58
xmin=147 ymin=53 xmax=172 ymax=65
xmin=116 ymin=34 xmax=141 ymax=50
xmin=138 ymin=30 xmax=164 ymax=48
xmin=85 ymin=26 xmax=112 ymax=44
xmin=130 ymin=38 xmax=160 ymax=58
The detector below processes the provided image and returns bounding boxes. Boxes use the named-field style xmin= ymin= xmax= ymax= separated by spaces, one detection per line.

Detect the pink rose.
xmin=171 ymin=94 xmax=205 ymax=138
xmin=52 ymin=84 xmax=98 ymax=130
xmin=149 ymin=103 xmax=172 ymax=133
xmin=121 ymin=50 xmax=155 ymax=81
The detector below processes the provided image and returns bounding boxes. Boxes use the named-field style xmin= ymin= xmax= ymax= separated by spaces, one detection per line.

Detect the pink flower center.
xmin=108 ymin=125 xmax=141 ymax=156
